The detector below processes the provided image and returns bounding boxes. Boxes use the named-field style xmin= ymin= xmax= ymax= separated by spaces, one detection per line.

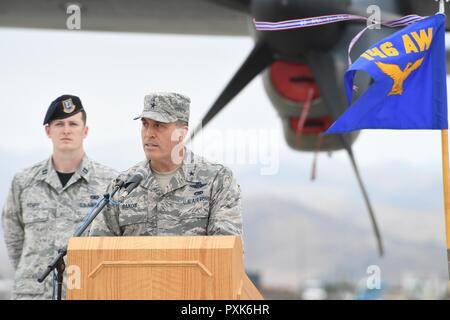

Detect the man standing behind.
xmin=2 ymin=95 xmax=117 ymax=299
xmin=89 ymin=92 xmax=243 ymax=237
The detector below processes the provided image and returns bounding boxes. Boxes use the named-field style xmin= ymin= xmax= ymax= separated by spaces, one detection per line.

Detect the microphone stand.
xmin=37 ymin=180 xmax=124 ymax=300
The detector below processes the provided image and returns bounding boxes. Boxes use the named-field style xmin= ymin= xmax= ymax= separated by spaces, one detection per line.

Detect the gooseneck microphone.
xmin=121 ymin=167 xmax=147 ymax=198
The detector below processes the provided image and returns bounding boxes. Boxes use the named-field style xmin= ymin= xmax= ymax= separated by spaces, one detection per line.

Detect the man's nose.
xmin=144 ymin=126 xmax=155 ymax=138
xmin=63 ymin=124 xmax=71 ymax=134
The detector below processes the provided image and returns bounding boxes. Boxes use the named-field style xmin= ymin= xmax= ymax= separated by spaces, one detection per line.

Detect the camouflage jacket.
xmin=1 ymin=155 xmax=117 ymax=300
xmin=89 ymin=150 xmax=243 ymax=237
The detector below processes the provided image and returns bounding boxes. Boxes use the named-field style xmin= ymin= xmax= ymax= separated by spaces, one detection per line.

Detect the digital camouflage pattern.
xmin=89 ymin=149 xmax=243 ymax=237
xmin=1 ymin=155 xmax=117 ymax=300
xmin=133 ymin=92 xmax=190 ymax=123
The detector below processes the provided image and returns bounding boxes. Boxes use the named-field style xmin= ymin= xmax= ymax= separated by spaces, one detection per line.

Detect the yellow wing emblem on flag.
xmin=374 ymin=57 xmax=424 ymax=96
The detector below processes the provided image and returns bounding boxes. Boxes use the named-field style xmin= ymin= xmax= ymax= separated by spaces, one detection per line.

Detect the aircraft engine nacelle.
xmin=262 ymin=60 xmax=359 ymax=151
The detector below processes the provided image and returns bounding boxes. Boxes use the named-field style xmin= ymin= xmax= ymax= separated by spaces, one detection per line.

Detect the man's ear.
xmin=172 ymin=125 xmax=188 ymax=143
xmin=44 ymin=125 xmax=50 ymax=138
xmin=83 ymin=125 xmax=89 ymax=139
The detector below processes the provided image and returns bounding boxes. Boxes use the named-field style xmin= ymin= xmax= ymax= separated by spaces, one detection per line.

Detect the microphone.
xmin=121 ymin=167 xmax=147 ymax=198
xmin=113 ymin=176 xmax=126 ymax=189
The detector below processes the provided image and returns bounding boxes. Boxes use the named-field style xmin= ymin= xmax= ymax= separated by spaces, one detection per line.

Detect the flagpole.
xmin=437 ymin=0 xmax=450 ymax=292
xmin=441 ymin=130 xmax=450 ymax=291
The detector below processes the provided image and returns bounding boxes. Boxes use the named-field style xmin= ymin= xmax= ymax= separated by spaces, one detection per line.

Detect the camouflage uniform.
xmin=1 ymin=155 xmax=117 ymax=300
xmin=89 ymin=149 xmax=243 ymax=237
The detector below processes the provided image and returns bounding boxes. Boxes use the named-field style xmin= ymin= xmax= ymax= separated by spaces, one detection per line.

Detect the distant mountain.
xmin=242 ymin=193 xmax=448 ymax=289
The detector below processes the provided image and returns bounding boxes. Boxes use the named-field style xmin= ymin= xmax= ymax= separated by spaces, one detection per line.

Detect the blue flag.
xmin=326 ymin=14 xmax=448 ymax=134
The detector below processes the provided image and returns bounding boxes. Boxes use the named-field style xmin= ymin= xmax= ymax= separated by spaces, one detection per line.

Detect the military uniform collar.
xmin=37 ymin=154 xmax=91 ymax=192
xmin=140 ymin=148 xmax=198 ymax=195
xmin=71 ymin=154 xmax=92 ymax=184
xmin=140 ymin=161 xmax=162 ymax=195
xmin=181 ymin=148 xmax=198 ymax=181
xmin=36 ymin=157 xmax=58 ymax=190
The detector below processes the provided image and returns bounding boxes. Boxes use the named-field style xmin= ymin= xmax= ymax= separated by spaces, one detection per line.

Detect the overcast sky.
xmin=0 ymin=27 xmax=446 ymax=171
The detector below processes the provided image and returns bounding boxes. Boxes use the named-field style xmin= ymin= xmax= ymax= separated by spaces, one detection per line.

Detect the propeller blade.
xmin=188 ymin=40 xmax=273 ymax=142
xmin=343 ymin=143 xmax=384 ymax=256
xmin=306 ymin=52 xmax=384 ymax=257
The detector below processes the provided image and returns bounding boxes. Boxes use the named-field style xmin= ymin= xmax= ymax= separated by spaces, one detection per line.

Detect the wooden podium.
xmin=66 ymin=236 xmax=263 ymax=300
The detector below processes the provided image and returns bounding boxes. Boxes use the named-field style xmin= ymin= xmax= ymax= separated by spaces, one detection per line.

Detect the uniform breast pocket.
xmin=118 ymin=206 xmax=148 ymax=227
xmin=180 ymin=197 xmax=210 ymax=220
xmin=70 ymin=206 xmax=89 ymax=223
xmin=23 ymin=207 xmax=49 ymax=225
xmin=118 ymin=209 xmax=149 ymax=236
xmin=174 ymin=198 xmax=210 ymax=236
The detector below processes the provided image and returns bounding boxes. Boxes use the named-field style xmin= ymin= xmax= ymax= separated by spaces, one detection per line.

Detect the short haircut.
xmin=175 ymin=120 xmax=188 ymax=127
xmin=81 ymin=110 xmax=87 ymax=125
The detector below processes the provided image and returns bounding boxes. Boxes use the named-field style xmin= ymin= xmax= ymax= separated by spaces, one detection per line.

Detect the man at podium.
xmin=89 ymin=92 xmax=243 ymax=237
